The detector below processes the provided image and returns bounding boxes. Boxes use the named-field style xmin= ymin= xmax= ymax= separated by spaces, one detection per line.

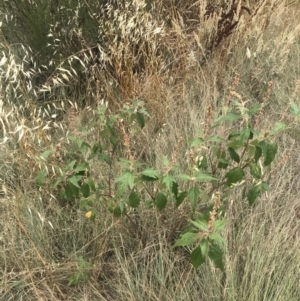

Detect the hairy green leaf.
xmin=191 ymin=247 xmax=206 ymax=268
xmin=254 ymin=146 xmax=262 ymax=163
xmin=247 ymin=184 xmax=260 ymax=205
xmin=156 ymin=192 xmax=168 ymax=210
xmin=264 ymin=143 xmax=278 ymax=166
xmin=136 ymin=112 xmax=145 ymax=128
xmin=191 ymin=219 xmax=208 ymax=231
xmin=270 ymin=122 xmax=287 ymax=136
xmin=128 ymin=192 xmax=141 ymax=208
xmin=214 ymin=112 xmax=241 ymax=124
xmin=141 ymin=168 xmax=160 ymax=179
xmin=249 ymin=163 xmax=261 ymax=179
xmin=36 ymin=169 xmax=47 ymax=187
xmin=208 ymin=243 xmax=224 ymax=270
xmin=81 ymin=182 xmax=90 ymax=198
xmin=188 ymin=186 xmax=200 ymax=210
xmin=116 ymin=171 xmax=135 ymax=191
xmin=173 ymin=232 xmax=199 ymax=247
xmin=175 ymin=191 xmax=188 ymax=207
xmin=225 ymin=167 xmax=245 ymax=186
xmin=195 ymin=172 xmax=218 ymax=182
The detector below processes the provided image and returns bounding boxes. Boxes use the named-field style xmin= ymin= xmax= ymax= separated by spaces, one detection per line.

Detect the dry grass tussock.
xmin=1 ymin=0 xmax=300 ymax=300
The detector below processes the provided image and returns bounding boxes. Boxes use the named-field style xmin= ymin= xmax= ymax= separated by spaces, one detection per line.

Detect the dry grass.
xmin=1 ymin=0 xmax=300 ymax=300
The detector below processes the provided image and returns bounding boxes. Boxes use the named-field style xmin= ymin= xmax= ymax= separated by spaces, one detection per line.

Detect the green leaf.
xmin=141 ymin=168 xmax=160 ymax=179
xmin=175 ymin=191 xmax=188 ymax=207
xmin=225 ymin=167 xmax=245 ymax=186
xmin=190 ymin=137 xmax=204 ymax=147
xmin=54 ymin=175 xmax=64 ymax=189
xmin=213 ymin=219 xmax=228 ymax=231
xmin=136 ymin=112 xmax=145 ymax=128
xmin=208 ymin=233 xmax=225 ymax=244
xmin=113 ymin=206 xmax=122 ymax=217
xmin=264 ymin=143 xmax=277 ymax=166
xmin=66 ymin=160 xmax=77 ymax=171
xmin=247 ymin=144 xmax=256 ymax=157
xmin=39 ymin=150 xmax=52 ymax=161
xmin=200 ymin=238 xmax=209 ymax=257
xmin=75 ymin=161 xmax=89 ymax=173
xmin=81 ymin=182 xmax=90 ymax=198
xmin=188 ymin=187 xmax=200 ymax=210
xmin=191 ymin=247 xmax=206 ymax=268
xmin=228 ymin=132 xmax=240 ymax=140
xmin=195 ymin=172 xmax=218 ymax=182
xmin=240 ymin=127 xmax=251 ymax=144
xmin=171 ymin=181 xmax=179 ymax=198
xmin=128 ymin=191 xmax=141 ymax=208
xmin=290 ymin=101 xmax=300 ymax=115
xmin=198 ymin=156 xmax=208 ymax=169
xmin=68 ymin=175 xmax=83 ymax=188
xmin=86 ymin=178 xmax=96 ymax=191
xmin=254 ymin=146 xmax=262 ymax=163
xmin=248 ymin=104 xmax=261 ymax=115
xmin=173 ymin=232 xmax=199 ymax=247
xmin=228 ymin=147 xmax=240 ymax=163
xmin=36 ymin=169 xmax=47 ymax=187
xmin=218 ymin=158 xmax=229 ymax=169
xmin=141 ymin=175 xmax=159 ymax=182
xmin=65 ymin=182 xmax=79 ymax=199
xmin=175 ymin=174 xmax=191 ymax=181
xmin=208 ymin=243 xmax=224 ymax=270
xmin=261 ymin=181 xmax=270 ymax=193
xmin=190 ymin=219 xmax=208 ymax=231
xmin=98 ymin=154 xmax=111 ymax=164
xmin=116 ymin=171 xmax=135 ymax=191
xmin=270 ymin=122 xmax=287 ymax=136
xmin=249 ymin=163 xmax=261 ymax=179
xmin=208 ymin=135 xmax=226 ymax=143
xmin=214 ymin=112 xmax=241 ymax=124
xmin=227 ymin=139 xmax=242 ymax=149
xmin=247 ymin=184 xmax=260 ymax=205
xmin=163 ymin=175 xmax=176 ymax=192
xmin=156 ymin=192 xmax=168 ymax=210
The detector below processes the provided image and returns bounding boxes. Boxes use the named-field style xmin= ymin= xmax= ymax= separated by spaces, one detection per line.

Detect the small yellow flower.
xmin=85 ymin=211 xmax=92 ymax=219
